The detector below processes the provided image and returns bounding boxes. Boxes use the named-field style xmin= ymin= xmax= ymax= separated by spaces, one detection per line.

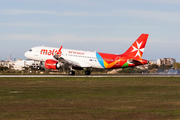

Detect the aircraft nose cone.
xmin=24 ymin=52 xmax=28 ymax=58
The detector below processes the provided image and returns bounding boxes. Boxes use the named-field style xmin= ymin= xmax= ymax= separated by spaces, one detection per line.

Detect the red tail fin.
xmin=123 ymin=34 xmax=149 ymax=59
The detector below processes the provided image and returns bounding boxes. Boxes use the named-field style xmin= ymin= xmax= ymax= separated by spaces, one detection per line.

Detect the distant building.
xmin=0 ymin=60 xmax=13 ymax=68
xmin=157 ymin=58 xmax=176 ymax=66
xmin=136 ymin=64 xmax=149 ymax=70
xmin=148 ymin=61 xmax=157 ymax=65
xmin=0 ymin=59 xmax=41 ymax=70
xmin=13 ymin=59 xmax=41 ymax=70
xmin=13 ymin=59 xmax=28 ymax=70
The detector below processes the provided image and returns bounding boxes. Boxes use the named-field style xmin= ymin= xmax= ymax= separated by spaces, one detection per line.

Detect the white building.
xmin=13 ymin=59 xmax=41 ymax=70
xmin=0 ymin=59 xmax=41 ymax=70
xmin=157 ymin=58 xmax=176 ymax=66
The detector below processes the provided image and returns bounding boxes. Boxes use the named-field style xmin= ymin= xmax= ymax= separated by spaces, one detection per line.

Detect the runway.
xmin=0 ymin=74 xmax=180 ymax=77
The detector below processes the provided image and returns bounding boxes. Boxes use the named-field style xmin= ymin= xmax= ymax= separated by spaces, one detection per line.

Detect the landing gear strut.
xmin=69 ymin=66 xmax=75 ymax=75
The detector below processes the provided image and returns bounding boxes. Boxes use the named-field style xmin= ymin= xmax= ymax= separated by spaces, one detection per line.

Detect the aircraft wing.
xmin=54 ymin=54 xmax=91 ymax=68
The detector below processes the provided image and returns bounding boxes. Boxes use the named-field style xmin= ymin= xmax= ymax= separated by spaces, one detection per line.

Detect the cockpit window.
xmin=29 ymin=49 xmax=32 ymax=52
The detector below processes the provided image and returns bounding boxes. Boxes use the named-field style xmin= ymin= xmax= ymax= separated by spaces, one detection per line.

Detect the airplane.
xmin=24 ymin=34 xmax=149 ymax=75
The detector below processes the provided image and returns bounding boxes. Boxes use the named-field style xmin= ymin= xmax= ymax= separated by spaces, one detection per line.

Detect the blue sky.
xmin=0 ymin=0 xmax=180 ymax=62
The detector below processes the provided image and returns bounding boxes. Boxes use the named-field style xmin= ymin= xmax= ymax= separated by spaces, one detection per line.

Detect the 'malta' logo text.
xmin=40 ymin=49 xmax=61 ymax=56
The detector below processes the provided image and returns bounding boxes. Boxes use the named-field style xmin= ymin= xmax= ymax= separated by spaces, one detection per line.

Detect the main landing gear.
xmin=69 ymin=66 xmax=75 ymax=75
xmin=69 ymin=70 xmax=75 ymax=75
xmin=68 ymin=69 xmax=91 ymax=75
xmin=85 ymin=70 xmax=91 ymax=75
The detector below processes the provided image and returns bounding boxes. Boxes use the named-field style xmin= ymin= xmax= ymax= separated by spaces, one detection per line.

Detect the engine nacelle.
xmin=45 ymin=59 xmax=61 ymax=70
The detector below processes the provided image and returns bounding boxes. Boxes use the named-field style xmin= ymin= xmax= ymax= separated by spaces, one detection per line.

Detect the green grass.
xmin=0 ymin=77 xmax=180 ymax=120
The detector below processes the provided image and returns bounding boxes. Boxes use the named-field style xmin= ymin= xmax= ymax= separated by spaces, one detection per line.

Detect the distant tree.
xmin=157 ymin=65 xmax=172 ymax=72
xmin=118 ymin=67 xmax=133 ymax=74
xmin=148 ymin=64 xmax=159 ymax=70
xmin=173 ymin=63 xmax=180 ymax=69
xmin=0 ymin=66 xmax=9 ymax=71
xmin=159 ymin=65 xmax=171 ymax=70
xmin=118 ymin=67 xmax=147 ymax=74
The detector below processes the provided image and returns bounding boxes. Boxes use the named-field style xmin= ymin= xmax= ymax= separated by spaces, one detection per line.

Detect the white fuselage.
xmin=24 ymin=46 xmax=104 ymax=69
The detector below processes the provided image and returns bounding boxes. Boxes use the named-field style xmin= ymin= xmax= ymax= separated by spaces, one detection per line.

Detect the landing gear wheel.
xmin=85 ymin=70 xmax=91 ymax=75
xmin=69 ymin=71 xmax=75 ymax=75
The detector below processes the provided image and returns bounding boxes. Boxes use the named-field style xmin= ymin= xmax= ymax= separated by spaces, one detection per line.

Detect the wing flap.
xmin=54 ymin=55 xmax=91 ymax=68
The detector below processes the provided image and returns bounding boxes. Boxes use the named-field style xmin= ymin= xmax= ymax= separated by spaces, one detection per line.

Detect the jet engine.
xmin=45 ymin=59 xmax=61 ymax=70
